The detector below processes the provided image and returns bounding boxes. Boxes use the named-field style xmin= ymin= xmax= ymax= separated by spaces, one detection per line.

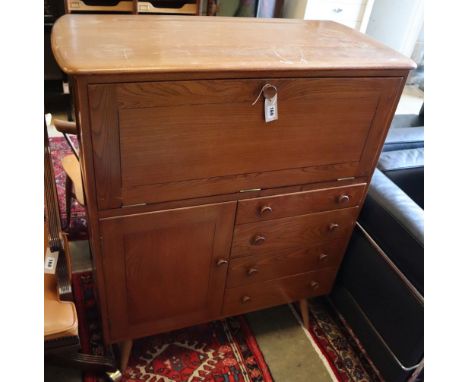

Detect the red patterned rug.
xmin=72 ymin=272 xmax=273 ymax=382
xmin=49 ymin=136 xmax=88 ymax=240
xmin=296 ymin=299 xmax=384 ymax=382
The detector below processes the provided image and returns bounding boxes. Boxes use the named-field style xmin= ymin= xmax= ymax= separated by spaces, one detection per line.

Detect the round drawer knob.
xmin=216 ymin=258 xmax=228 ymax=267
xmin=333 ymin=7 xmax=343 ymax=13
xmin=241 ymin=295 xmax=252 ymax=303
xmin=328 ymin=223 xmax=340 ymax=232
xmin=310 ymin=281 xmax=320 ymax=290
xmin=337 ymin=194 xmax=350 ymax=204
xmin=259 ymin=205 xmax=273 ymax=217
xmin=319 ymin=253 xmax=328 ymax=262
xmin=252 ymin=234 xmax=266 ymax=245
xmin=247 ymin=267 xmax=259 ymax=276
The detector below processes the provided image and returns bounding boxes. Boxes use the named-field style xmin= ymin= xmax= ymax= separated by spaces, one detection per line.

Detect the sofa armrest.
xmin=383 ymin=126 xmax=424 ymax=152
xmin=359 ymin=169 xmax=424 ymax=293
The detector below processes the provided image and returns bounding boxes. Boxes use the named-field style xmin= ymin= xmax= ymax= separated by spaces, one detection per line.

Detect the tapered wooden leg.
xmin=119 ymin=339 xmax=133 ymax=371
xmin=299 ymin=299 xmax=309 ymax=329
xmin=64 ymin=175 xmax=72 ymax=230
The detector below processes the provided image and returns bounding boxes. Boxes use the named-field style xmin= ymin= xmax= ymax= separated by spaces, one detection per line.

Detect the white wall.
xmin=366 ymin=0 xmax=424 ymax=56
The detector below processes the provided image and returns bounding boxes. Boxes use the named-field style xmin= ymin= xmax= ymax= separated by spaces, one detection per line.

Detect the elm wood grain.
xmin=226 ymin=239 xmax=348 ymax=288
xmin=71 ymin=79 xmax=113 ymax=343
xmin=89 ymin=77 xmax=400 ymax=207
xmin=51 ymin=15 xmax=415 ymax=75
xmin=231 ymin=207 xmax=359 ymax=258
xmin=222 ymin=268 xmax=337 ymax=316
xmin=236 ymin=183 xmax=367 ymax=224
xmin=50 ymin=16 xmax=415 ymax=346
xmin=71 ymin=69 xmax=414 ymax=86
xmin=98 ymin=202 xmax=236 ymax=342
xmin=97 ymin=177 xmax=368 ymax=219
xmin=119 ymin=78 xmax=380 ymax=187
xmin=88 ymin=85 xmax=122 ymax=209
xmin=122 ymin=162 xmax=360 ymax=207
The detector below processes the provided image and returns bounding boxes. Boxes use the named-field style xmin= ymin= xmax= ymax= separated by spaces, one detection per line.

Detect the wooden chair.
xmin=45 ymin=122 xmax=121 ymax=381
xmin=53 ymin=118 xmax=85 ymax=230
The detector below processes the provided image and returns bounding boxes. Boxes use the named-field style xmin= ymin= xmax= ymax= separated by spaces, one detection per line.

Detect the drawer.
xmin=226 ymin=239 xmax=347 ymax=288
xmin=236 ymin=183 xmax=366 ymax=224
xmin=222 ymin=268 xmax=337 ymax=316
xmin=88 ymin=77 xmax=402 ymax=208
xmin=306 ymin=1 xmax=366 ymax=23
xmin=231 ymin=206 xmax=359 ymax=258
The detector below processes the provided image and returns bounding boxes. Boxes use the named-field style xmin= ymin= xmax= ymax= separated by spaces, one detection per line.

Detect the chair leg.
xmin=119 ymin=339 xmax=133 ymax=371
xmin=299 ymin=299 xmax=309 ymax=329
xmin=64 ymin=175 xmax=73 ymax=230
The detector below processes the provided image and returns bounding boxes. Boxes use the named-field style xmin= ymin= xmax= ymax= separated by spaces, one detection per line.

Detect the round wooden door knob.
xmin=337 ymin=194 xmax=350 ymax=204
xmin=241 ymin=296 xmax=252 ymax=303
xmin=310 ymin=281 xmax=320 ymax=290
xmin=247 ymin=267 xmax=259 ymax=276
xmin=216 ymin=258 xmax=228 ymax=267
xmin=328 ymin=223 xmax=340 ymax=232
xmin=251 ymin=234 xmax=266 ymax=245
xmin=258 ymin=205 xmax=273 ymax=216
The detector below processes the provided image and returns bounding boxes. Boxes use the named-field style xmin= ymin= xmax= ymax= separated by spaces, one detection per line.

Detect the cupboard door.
xmin=99 ymin=202 xmax=236 ymax=343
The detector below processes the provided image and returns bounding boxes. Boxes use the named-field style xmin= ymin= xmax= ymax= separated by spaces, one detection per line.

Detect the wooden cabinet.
xmin=51 ymin=15 xmax=415 ymax=347
xmin=99 ymin=202 xmax=236 ymax=342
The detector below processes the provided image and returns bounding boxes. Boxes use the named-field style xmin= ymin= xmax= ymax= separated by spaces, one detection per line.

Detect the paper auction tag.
xmin=44 ymin=248 xmax=59 ymax=274
xmin=264 ymin=94 xmax=278 ymax=123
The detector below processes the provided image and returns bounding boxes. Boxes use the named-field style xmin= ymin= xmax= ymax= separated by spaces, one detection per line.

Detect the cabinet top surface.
xmin=52 ymin=14 xmax=415 ymax=75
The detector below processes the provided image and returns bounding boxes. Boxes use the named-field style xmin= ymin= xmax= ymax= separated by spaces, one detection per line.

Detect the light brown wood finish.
xmin=89 ymin=77 xmax=400 ymax=208
xmin=236 ymin=183 xmax=367 ymax=224
xmin=226 ymin=239 xmax=348 ymax=288
xmin=222 ymin=268 xmax=337 ymax=316
xmin=231 ymin=207 xmax=359 ymax=258
xmin=61 ymin=155 xmax=84 ymax=205
xmin=51 ymin=15 xmax=415 ymax=75
xmin=51 ymin=16 xmax=415 ymax=345
xmin=99 ymin=202 xmax=236 ymax=342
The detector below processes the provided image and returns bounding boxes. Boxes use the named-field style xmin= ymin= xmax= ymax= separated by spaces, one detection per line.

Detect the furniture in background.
xmin=53 ymin=119 xmax=85 ymax=231
xmin=51 ymin=15 xmax=415 ymax=370
xmin=63 ymin=0 xmax=202 ymax=15
xmin=282 ymin=0 xmax=374 ymax=31
xmin=45 ymin=0 xmax=71 ymax=116
xmin=44 ymin=124 xmax=119 ymax=380
xmin=331 ymin=116 xmax=424 ymax=382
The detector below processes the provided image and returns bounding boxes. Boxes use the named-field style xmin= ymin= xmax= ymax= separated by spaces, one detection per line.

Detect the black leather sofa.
xmin=330 ymin=111 xmax=424 ymax=381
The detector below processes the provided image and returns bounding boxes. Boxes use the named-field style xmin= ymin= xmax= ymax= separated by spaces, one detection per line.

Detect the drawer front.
xmin=226 ymin=239 xmax=347 ymax=288
xmin=231 ymin=206 xmax=359 ymax=258
xmin=88 ymin=77 xmax=402 ymax=209
xmin=236 ymin=183 xmax=366 ymax=224
xmin=306 ymin=0 xmax=366 ymax=23
xmin=222 ymin=268 xmax=337 ymax=316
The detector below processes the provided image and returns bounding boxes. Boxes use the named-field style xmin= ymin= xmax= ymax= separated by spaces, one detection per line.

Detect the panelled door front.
xmin=98 ymin=202 xmax=236 ymax=342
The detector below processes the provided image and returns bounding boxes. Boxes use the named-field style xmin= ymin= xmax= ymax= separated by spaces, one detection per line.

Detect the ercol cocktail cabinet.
xmin=52 ymin=14 xmax=415 ymax=367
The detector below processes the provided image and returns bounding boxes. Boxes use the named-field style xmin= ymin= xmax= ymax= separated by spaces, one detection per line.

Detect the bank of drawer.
xmin=236 ymin=183 xmax=366 ymax=224
xmin=222 ymin=268 xmax=337 ymax=316
xmin=231 ymin=206 xmax=358 ymax=258
xmin=226 ymin=239 xmax=347 ymax=288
